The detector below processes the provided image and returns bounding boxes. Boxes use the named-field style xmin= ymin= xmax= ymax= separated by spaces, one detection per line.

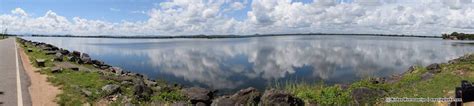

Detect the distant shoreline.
xmin=12 ymin=33 xmax=441 ymax=39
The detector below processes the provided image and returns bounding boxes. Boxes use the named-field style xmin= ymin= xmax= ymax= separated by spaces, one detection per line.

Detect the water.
xmin=22 ymin=35 xmax=474 ymax=93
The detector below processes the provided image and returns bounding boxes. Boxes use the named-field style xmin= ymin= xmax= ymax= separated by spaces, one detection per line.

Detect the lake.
xmin=22 ymin=35 xmax=474 ymax=93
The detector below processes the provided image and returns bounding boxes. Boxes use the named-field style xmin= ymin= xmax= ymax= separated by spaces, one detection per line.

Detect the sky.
xmin=1 ymin=0 xmax=474 ymax=36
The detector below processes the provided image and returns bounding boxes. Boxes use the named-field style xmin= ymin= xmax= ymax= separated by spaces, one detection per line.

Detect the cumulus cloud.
xmin=11 ymin=8 xmax=28 ymax=17
xmin=1 ymin=0 xmax=474 ymax=35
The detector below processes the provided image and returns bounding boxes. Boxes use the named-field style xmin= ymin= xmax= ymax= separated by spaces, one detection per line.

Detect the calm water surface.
xmin=22 ymin=35 xmax=474 ymax=93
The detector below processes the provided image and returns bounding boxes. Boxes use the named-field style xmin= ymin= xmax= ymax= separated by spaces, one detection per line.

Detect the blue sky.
xmin=1 ymin=0 xmax=356 ymax=22
xmin=1 ymin=0 xmax=474 ymax=36
xmin=1 ymin=0 xmax=159 ymax=22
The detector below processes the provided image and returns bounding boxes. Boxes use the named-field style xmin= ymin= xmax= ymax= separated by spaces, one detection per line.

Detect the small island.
xmin=442 ymin=32 xmax=474 ymax=40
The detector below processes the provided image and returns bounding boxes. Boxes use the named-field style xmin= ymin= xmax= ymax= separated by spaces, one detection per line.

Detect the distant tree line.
xmin=442 ymin=32 xmax=474 ymax=40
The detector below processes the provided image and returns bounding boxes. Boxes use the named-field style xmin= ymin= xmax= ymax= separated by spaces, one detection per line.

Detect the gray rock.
xmin=120 ymin=81 xmax=133 ymax=85
xmin=51 ymin=67 xmax=63 ymax=73
xmin=212 ymin=87 xmax=261 ymax=105
xmin=181 ymin=87 xmax=213 ymax=104
xmin=71 ymin=51 xmax=81 ymax=58
xmin=108 ymin=67 xmax=123 ymax=75
xmin=101 ymin=84 xmax=120 ymax=96
xmin=351 ymin=87 xmax=387 ymax=104
xmin=35 ymin=59 xmax=46 ymax=67
xmin=81 ymin=89 xmax=93 ymax=97
xmin=261 ymin=89 xmax=303 ymax=105
xmin=386 ymin=75 xmax=403 ymax=84
xmin=133 ymin=79 xmax=153 ymax=101
xmin=67 ymin=56 xmax=79 ymax=62
xmin=370 ymin=77 xmax=386 ymax=84
xmin=79 ymin=53 xmax=92 ymax=64
xmin=426 ymin=63 xmax=442 ymax=73
xmin=145 ymin=80 xmax=158 ymax=87
xmin=91 ymin=60 xmax=104 ymax=66
xmin=421 ymin=72 xmax=434 ymax=81
xmin=196 ymin=102 xmax=206 ymax=106
xmin=54 ymin=52 xmax=63 ymax=62
xmin=99 ymin=65 xmax=110 ymax=70
xmin=212 ymin=96 xmax=234 ymax=106
xmin=59 ymin=49 xmax=70 ymax=55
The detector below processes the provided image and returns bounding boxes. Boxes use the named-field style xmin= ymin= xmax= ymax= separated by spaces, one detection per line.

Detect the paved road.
xmin=0 ymin=38 xmax=31 ymax=106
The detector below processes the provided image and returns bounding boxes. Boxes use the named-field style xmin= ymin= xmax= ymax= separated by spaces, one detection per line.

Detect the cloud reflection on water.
xmin=23 ymin=36 xmax=474 ymax=91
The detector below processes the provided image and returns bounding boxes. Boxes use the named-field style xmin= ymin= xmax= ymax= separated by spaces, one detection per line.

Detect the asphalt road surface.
xmin=0 ymin=38 xmax=31 ymax=106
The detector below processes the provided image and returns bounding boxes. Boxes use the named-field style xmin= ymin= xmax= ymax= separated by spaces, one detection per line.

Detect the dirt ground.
xmin=19 ymin=46 xmax=61 ymax=106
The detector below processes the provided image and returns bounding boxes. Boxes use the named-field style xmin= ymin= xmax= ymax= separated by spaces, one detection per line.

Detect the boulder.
xmin=351 ymin=87 xmax=387 ymax=104
xmin=108 ymin=67 xmax=123 ymax=75
xmin=261 ymin=89 xmax=303 ymax=105
xmin=385 ymin=75 xmax=403 ymax=84
xmin=67 ymin=56 xmax=79 ymax=62
xmin=145 ymin=79 xmax=158 ymax=87
xmin=133 ymin=79 xmax=153 ymax=101
xmin=59 ymin=49 xmax=70 ymax=55
xmin=81 ymin=89 xmax=93 ymax=97
xmin=212 ymin=87 xmax=261 ymax=105
xmin=71 ymin=51 xmax=81 ymax=58
xmin=54 ymin=52 xmax=63 ymax=62
xmin=79 ymin=53 xmax=92 ymax=64
xmin=101 ymin=84 xmax=120 ymax=96
xmin=120 ymin=81 xmax=133 ymax=85
xmin=181 ymin=87 xmax=214 ymax=105
xmin=99 ymin=65 xmax=111 ymax=70
xmin=91 ymin=60 xmax=104 ymax=66
xmin=27 ymin=48 xmax=33 ymax=52
xmin=51 ymin=67 xmax=63 ymax=73
xmin=369 ymin=77 xmax=386 ymax=84
xmin=35 ymin=59 xmax=46 ymax=67
xmin=421 ymin=72 xmax=434 ymax=81
xmin=426 ymin=63 xmax=441 ymax=73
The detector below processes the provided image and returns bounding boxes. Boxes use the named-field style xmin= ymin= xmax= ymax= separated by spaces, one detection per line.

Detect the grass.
xmin=152 ymin=90 xmax=187 ymax=102
xmin=288 ymin=84 xmax=352 ymax=104
xmin=17 ymin=38 xmax=187 ymax=105
xmin=47 ymin=69 xmax=116 ymax=104
xmin=279 ymin=54 xmax=474 ymax=105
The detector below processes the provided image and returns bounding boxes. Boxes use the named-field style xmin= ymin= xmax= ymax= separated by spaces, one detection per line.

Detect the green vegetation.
xmin=442 ymin=32 xmax=474 ymax=40
xmin=278 ymin=54 xmax=474 ymax=105
xmin=284 ymin=83 xmax=352 ymax=104
xmin=152 ymin=90 xmax=187 ymax=102
xmin=18 ymin=39 xmax=187 ymax=105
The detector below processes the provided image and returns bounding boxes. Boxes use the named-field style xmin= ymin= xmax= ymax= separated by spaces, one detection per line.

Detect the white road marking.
xmin=14 ymin=38 xmax=23 ymax=106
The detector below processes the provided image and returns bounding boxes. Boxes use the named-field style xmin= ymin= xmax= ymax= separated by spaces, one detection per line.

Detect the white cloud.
xmin=11 ymin=8 xmax=28 ymax=17
xmin=131 ymin=10 xmax=146 ymax=14
xmin=2 ymin=0 xmax=474 ymax=36
xmin=109 ymin=8 xmax=121 ymax=12
xmin=231 ymin=2 xmax=245 ymax=10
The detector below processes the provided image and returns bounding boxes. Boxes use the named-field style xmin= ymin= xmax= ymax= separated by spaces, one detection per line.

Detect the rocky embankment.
xmin=18 ymin=38 xmax=306 ymax=105
xmin=17 ymin=37 xmax=474 ymax=105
